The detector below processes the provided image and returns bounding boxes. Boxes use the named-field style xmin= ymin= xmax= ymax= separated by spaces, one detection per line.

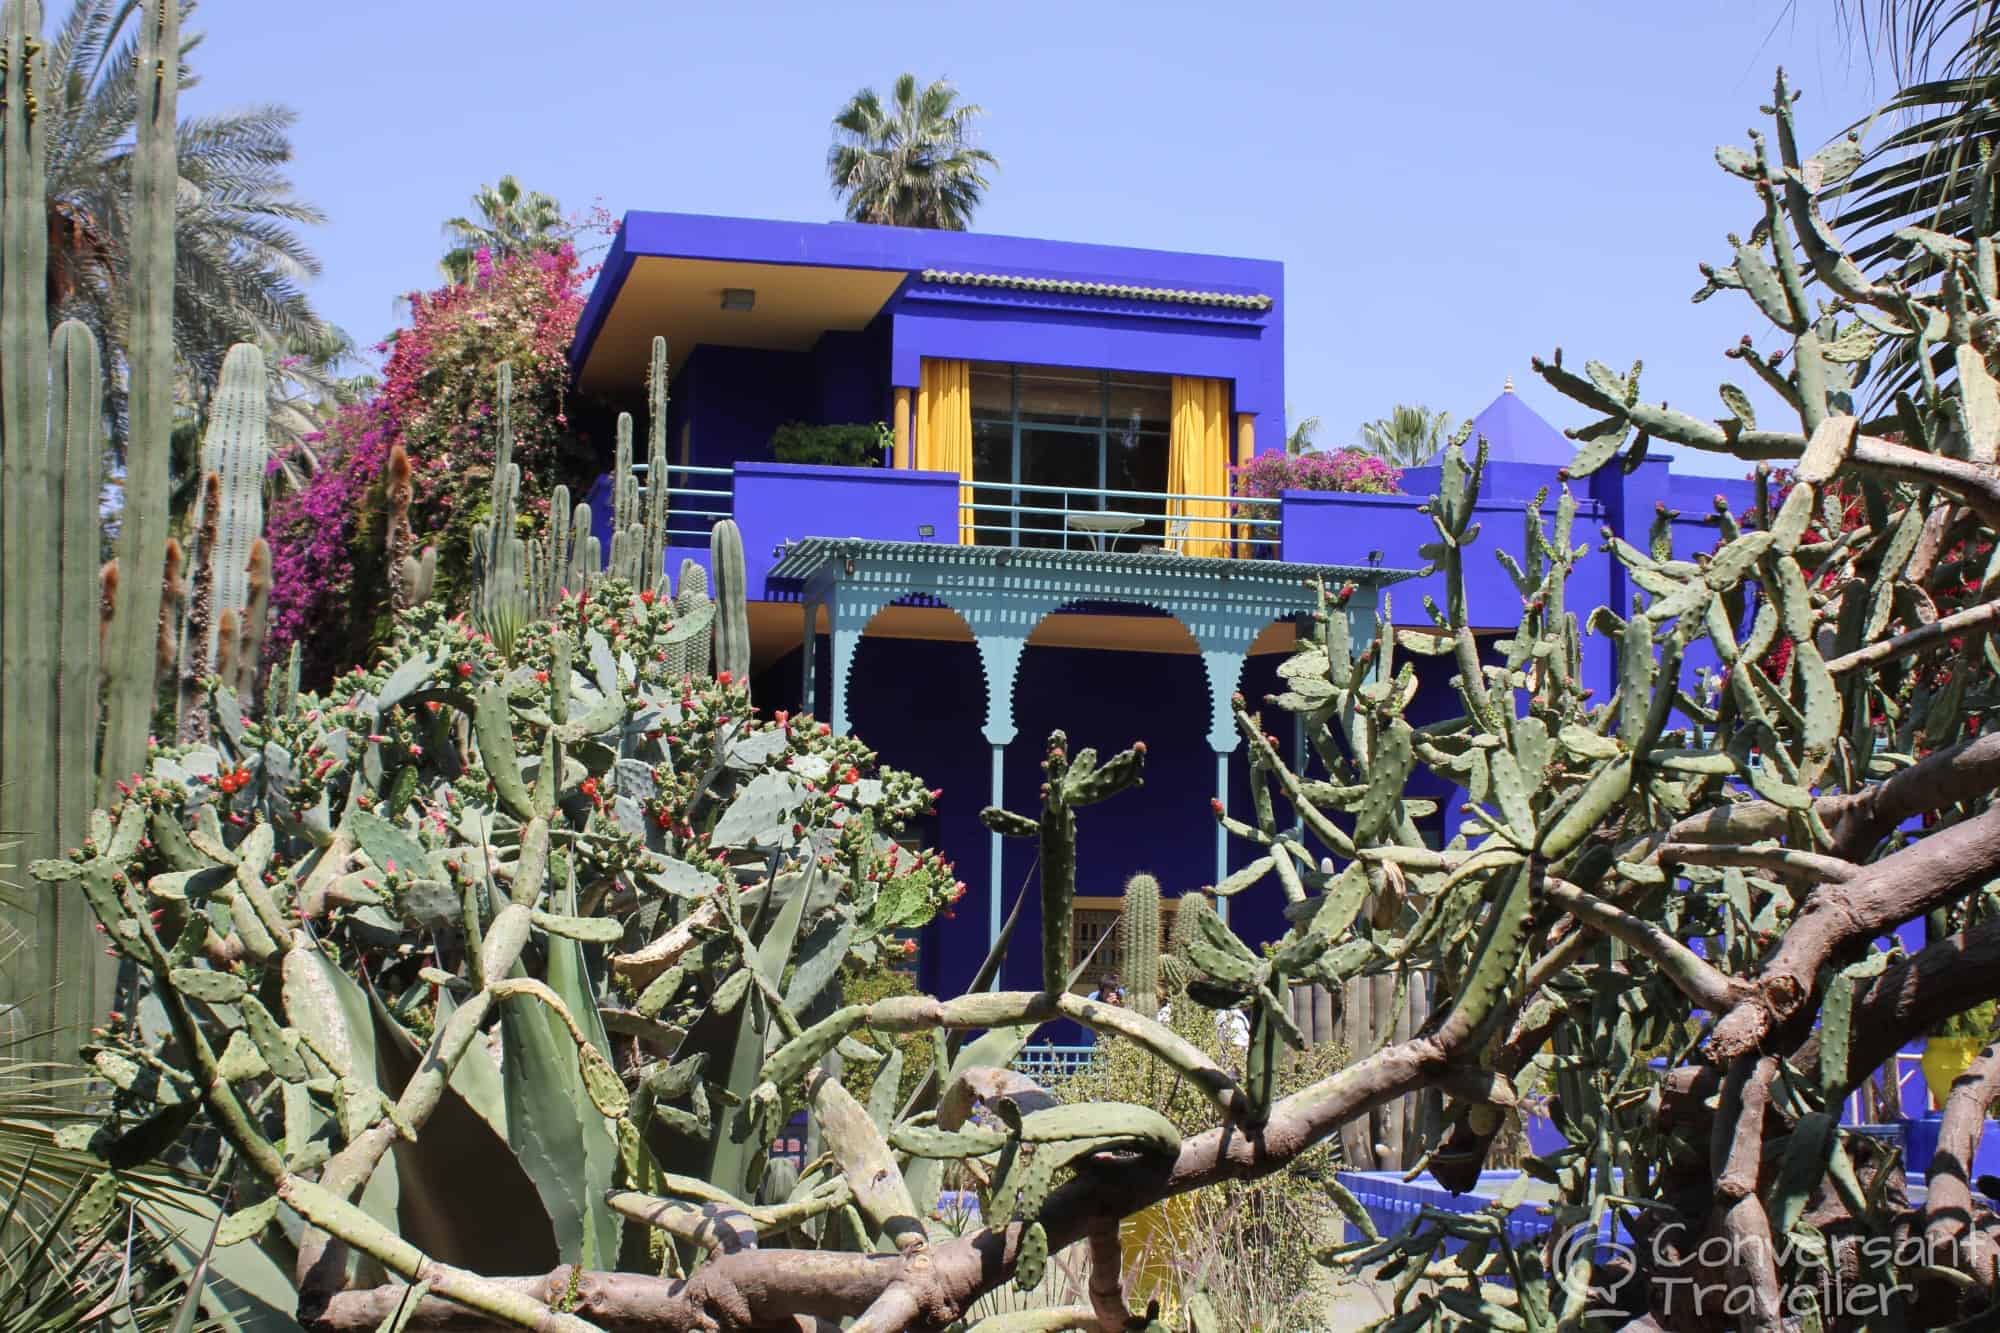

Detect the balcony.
xmin=618 ymin=456 xmax=1638 ymax=634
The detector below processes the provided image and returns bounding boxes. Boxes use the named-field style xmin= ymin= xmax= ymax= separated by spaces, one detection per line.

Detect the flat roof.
xmin=569 ymin=210 xmax=1282 ymax=393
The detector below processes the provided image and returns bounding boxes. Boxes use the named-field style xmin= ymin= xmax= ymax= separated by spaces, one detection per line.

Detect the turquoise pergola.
xmin=768 ymin=538 xmax=1415 ymax=951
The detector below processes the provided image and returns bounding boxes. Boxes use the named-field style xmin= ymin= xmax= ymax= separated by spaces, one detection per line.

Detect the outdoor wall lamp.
xmin=720 ymin=288 xmax=755 ymax=312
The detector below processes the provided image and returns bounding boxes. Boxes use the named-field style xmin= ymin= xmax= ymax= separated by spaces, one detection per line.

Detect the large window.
xmin=969 ymin=363 xmax=1172 ymax=549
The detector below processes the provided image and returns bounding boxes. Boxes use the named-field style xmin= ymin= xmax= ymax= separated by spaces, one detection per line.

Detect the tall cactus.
xmin=384 ymin=443 xmax=434 ymax=611
xmin=98 ymin=0 xmax=178 ymax=803
xmin=711 ymin=518 xmax=750 ymax=690
xmin=668 ymin=560 xmax=711 ymax=680
xmin=470 ymin=364 xmax=530 ymax=651
xmin=643 ymin=335 xmax=672 ymax=593
xmin=607 ymin=336 xmax=676 ymax=595
xmin=1121 ymin=872 xmax=1163 ymax=1016
xmin=1 ymin=1 xmax=111 ymax=1060
xmin=197 ymin=343 xmax=267 ymax=653
xmin=235 ymin=537 xmax=272 ymax=702
xmin=176 ymin=472 xmax=221 ymax=744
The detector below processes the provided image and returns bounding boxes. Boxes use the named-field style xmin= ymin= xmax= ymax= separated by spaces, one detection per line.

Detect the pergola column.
xmin=971 ymin=635 xmax=1029 ymax=970
xmin=892 ymin=388 xmax=913 ymax=470
xmin=825 ymin=589 xmax=896 ymax=738
xmin=1193 ymin=638 xmax=1255 ymax=925
xmin=800 ymin=598 xmax=821 ymax=719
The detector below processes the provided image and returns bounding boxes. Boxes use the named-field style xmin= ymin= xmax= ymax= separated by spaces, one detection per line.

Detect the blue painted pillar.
xmin=989 ymin=743 xmax=1005 ymax=980
xmin=800 ymin=599 xmax=819 ymax=719
xmin=1213 ymin=751 xmax=1229 ymax=920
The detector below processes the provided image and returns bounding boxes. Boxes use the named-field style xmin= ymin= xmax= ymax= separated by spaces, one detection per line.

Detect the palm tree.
xmin=440 ymin=175 xmax=566 ymax=284
xmin=1285 ymin=413 xmax=1321 ymax=456
xmin=1357 ymin=404 xmax=1456 ymax=468
xmin=38 ymin=0 xmax=341 ymax=450
xmin=827 ymin=74 xmax=997 ymax=229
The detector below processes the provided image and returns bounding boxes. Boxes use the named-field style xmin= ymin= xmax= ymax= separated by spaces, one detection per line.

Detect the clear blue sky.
xmin=181 ymin=0 xmax=1885 ymax=477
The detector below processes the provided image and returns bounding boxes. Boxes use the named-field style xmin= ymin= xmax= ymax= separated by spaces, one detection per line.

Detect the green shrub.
xmin=1052 ymin=995 xmax=1349 ymax=1330
xmin=769 ymin=421 xmax=890 ymax=468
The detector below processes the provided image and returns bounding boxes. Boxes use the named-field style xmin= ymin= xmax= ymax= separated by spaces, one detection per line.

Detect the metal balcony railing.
xmin=961 ymin=479 xmax=1279 ymax=555
xmin=1011 ymin=1042 xmax=1100 ymax=1084
xmin=633 ymin=461 xmax=734 ymax=545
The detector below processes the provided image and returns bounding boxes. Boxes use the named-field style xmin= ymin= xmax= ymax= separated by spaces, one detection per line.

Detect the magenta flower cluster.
xmin=1231 ymin=447 xmax=1403 ymax=500
xmin=265 ymin=241 xmax=593 ymax=683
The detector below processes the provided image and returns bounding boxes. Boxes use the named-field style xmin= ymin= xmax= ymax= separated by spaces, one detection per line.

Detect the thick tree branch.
xmin=1925 ymin=1039 xmax=2000 ymax=1299
xmin=311 ymin=1025 xmax=1475 ymax=1332
xmin=1793 ymin=917 xmax=2000 ymax=1096
xmin=1085 ymin=1223 xmax=1130 ymax=1331
xmin=1852 ymin=434 xmax=2000 ymax=529
xmin=1705 ymin=803 xmax=2000 ymax=1060
xmin=1712 ymin=1057 xmax=1783 ymax=1332
xmin=1654 ymin=843 xmax=1858 ymax=887
xmin=1827 ymin=596 xmax=2000 ymax=678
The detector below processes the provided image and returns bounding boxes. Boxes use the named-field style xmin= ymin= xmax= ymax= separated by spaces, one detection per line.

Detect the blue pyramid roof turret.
xmin=1445 ymin=377 xmax=1575 ymax=466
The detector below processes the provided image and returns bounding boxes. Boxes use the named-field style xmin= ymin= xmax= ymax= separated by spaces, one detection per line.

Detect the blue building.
xmin=569 ymin=210 xmax=1764 ymax=1012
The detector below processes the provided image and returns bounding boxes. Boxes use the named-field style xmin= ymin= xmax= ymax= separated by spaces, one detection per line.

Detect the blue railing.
xmin=634 ymin=461 xmax=734 ymax=545
xmin=962 ymin=479 xmax=1279 ymax=555
xmin=1011 ymin=1042 xmax=1099 ymax=1084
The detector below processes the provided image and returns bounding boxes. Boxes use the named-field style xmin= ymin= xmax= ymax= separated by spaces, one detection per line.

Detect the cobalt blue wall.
xmin=664 ymin=325 xmax=893 ymax=476
xmin=886 ymin=290 xmax=1277 ymax=428
xmin=674 ymin=345 xmax=812 ymax=472
xmin=811 ymin=314 xmax=893 ymax=425
xmin=750 ymin=630 xmax=1302 ymax=1020
xmin=572 ymin=212 xmax=1286 ymax=437
xmin=734 ymin=463 xmax=961 ymax=596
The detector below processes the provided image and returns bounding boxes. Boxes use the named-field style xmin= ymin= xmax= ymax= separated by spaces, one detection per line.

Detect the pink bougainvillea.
xmin=1231 ymin=447 xmax=1403 ymax=500
xmin=266 ymin=242 xmax=593 ymax=683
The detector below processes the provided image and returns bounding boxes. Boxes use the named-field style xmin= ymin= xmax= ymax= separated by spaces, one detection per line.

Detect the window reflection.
xmin=968 ymin=363 xmax=1170 ymax=549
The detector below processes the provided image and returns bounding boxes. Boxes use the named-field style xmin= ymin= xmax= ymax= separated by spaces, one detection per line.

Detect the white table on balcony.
xmin=1064 ymin=511 xmax=1147 ymax=552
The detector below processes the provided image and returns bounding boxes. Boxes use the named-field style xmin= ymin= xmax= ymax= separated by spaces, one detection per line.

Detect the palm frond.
xmin=827 ymin=73 xmax=997 ymax=229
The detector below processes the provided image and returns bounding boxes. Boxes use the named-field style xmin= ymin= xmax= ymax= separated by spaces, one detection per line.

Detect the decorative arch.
xmin=773 ymin=538 xmax=1409 ymax=947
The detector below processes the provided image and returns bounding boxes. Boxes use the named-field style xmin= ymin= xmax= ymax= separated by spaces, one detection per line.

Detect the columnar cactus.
xmin=1120 ymin=872 xmax=1163 ymax=1015
xmin=607 ymin=336 xmax=676 ymax=596
xmin=1 ymin=2 xmax=113 ymax=1058
xmin=175 ymin=472 xmax=221 ymax=744
xmin=384 ymin=443 xmax=434 ymax=611
xmin=235 ymin=537 xmax=272 ymax=702
xmin=710 ymin=518 xmax=750 ymax=689
xmin=668 ymin=559 xmax=711 ymax=680
xmin=197 ymin=343 xmax=268 ymax=653
xmin=98 ymin=0 xmax=179 ymax=804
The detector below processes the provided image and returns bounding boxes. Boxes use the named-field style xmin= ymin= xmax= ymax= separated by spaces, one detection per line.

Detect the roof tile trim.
xmin=917 ymin=269 xmax=1274 ymax=311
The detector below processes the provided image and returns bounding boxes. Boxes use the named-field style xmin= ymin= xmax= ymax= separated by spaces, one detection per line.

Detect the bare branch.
xmin=1826 ymin=596 xmax=2000 ymax=677
xmin=1655 ymin=842 xmax=1860 ymax=886
xmin=1705 ymin=803 xmax=2000 ymax=1060
xmin=1544 ymin=875 xmax=1748 ymax=1010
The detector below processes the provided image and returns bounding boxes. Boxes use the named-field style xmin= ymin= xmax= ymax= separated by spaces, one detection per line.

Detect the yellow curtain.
xmin=1168 ymin=376 xmax=1231 ymax=557
xmin=917 ymin=358 xmax=974 ymax=543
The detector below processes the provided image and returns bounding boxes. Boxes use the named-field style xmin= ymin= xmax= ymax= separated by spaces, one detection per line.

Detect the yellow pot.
xmin=1122 ymin=1191 xmax=1199 ymax=1305
xmin=1923 ymin=1037 xmax=1985 ymax=1108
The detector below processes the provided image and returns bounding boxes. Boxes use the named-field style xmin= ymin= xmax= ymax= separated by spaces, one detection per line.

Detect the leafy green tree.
xmin=439 ymin=174 xmax=565 ymax=284
xmin=35 ymin=0 xmax=339 ymax=449
xmin=1356 ymin=402 xmax=1455 ymax=466
xmin=827 ymin=73 xmax=997 ymax=229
